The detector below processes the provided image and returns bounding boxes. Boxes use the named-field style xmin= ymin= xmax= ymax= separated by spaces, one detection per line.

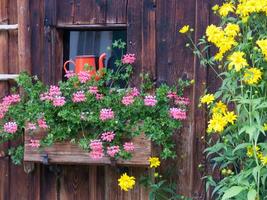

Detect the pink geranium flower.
xmin=3 ymin=94 xmax=21 ymax=106
xmin=122 ymin=95 xmax=134 ymax=106
xmin=89 ymin=140 xmax=104 ymax=160
xmin=88 ymin=86 xmax=99 ymax=94
xmin=49 ymin=86 xmax=61 ymax=97
xmin=130 ymin=87 xmax=140 ymax=97
xmin=65 ymin=70 xmax=75 ymax=79
xmin=101 ymin=131 xmax=115 ymax=142
xmin=123 ymin=142 xmax=134 ymax=152
xmin=29 ymin=139 xmax=40 ymax=148
xmin=100 ymin=108 xmax=114 ymax=121
xmin=175 ymin=97 xmax=190 ymax=105
xmin=169 ymin=108 xmax=187 ymax=120
xmin=89 ymin=151 xmax=104 ymax=160
xmin=96 ymin=93 xmax=104 ymax=100
xmin=72 ymin=91 xmax=86 ymax=103
xmin=0 ymin=103 xmax=9 ymax=119
xmin=4 ymin=122 xmax=18 ymax=134
xmin=144 ymin=95 xmax=157 ymax=106
xmin=37 ymin=118 xmax=48 ymax=129
xmin=122 ymin=54 xmax=136 ymax=64
xmin=52 ymin=96 xmax=66 ymax=107
xmin=107 ymin=146 xmax=120 ymax=157
xmin=78 ymin=71 xmax=91 ymax=83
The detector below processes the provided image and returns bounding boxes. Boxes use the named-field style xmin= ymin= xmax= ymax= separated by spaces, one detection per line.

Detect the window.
xmin=64 ymin=30 xmax=127 ymax=72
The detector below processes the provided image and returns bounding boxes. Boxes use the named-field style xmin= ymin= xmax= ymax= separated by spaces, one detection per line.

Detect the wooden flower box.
xmin=24 ymin=130 xmax=151 ymax=166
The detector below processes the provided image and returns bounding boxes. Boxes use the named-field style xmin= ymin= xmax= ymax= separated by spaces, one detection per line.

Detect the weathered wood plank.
xmin=142 ymin=0 xmax=156 ymax=81
xmin=0 ymin=1 xmax=10 ymax=199
xmin=56 ymin=23 xmax=127 ymax=29
xmin=56 ymin=0 xmax=75 ymax=25
xmin=191 ymin=0 xmax=209 ymax=199
xmin=106 ymin=0 xmax=127 ymax=24
xmin=40 ymin=165 xmax=57 ymax=200
xmin=59 ymin=165 xmax=89 ymax=200
xmin=74 ymin=0 xmax=106 ymax=24
xmin=127 ymin=0 xmax=143 ymax=87
xmin=24 ymin=131 xmax=151 ymax=166
xmin=30 ymin=0 xmax=44 ymax=77
xmin=17 ymin=0 xmax=31 ymax=73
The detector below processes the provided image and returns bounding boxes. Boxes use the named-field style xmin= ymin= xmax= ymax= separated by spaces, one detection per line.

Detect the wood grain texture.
xmin=127 ymin=0 xmax=142 ymax=87
xmin=17 ymin=0 xmax=31 ymax=73
xmin=74 ymin=0 xmax=106 ymax=24
xmin=106 ymin=0 xmax=127 ymax=24
xmin=24 ymin=130 xmax=151 ymax=166
xmin=60 ymin=165 xmax=89 ymax=200
xmin=0 ymin=1 xmax=11 ymax=200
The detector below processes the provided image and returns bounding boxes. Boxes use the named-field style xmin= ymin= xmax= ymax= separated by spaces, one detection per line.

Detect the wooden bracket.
xmin=23 ymin=162 xmax=35 ymax=174
xmin=0 ymin=24 xmax=18 ymax=31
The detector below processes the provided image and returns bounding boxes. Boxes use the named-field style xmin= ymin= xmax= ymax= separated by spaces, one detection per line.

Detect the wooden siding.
xmin=0 ymin=0 xmax=216 ymax=199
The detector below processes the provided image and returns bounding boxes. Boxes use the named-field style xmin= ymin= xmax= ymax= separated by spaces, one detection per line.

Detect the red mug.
xmin=64 ymin=53 xmax=106 ymax=80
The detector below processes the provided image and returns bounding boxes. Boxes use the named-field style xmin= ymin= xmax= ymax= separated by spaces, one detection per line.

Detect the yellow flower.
xmin=244 ymin=68 xmax=262 ymax=85
xmin=224 ymin=23 xmax=240 ymax=37
xmin=212 ymin=101 xmax=227 ymax=114
xmin=212 ymin=4 xmax=219 ymax=11
xmin=260 ymin=155 xmax=267 ymax=166
xmin=219 ymin=3 xmax=235 ymax=17
xmin=200 ymin=94 xmax=215 ymax=105
xmin=257 ymin=39 xmax=267 ymax=60
xmin=207 ymin=113 xmax=228 ymax=133
xmin=224 ymin=111 xmax=237 ymax=124
xmin=206 ymin=24 xmax=238 ymax=61
xmin=118 ymin=173 xmax=135 ymax=191
xmin=246 ymin=146 xmax=260 ymax=157
xmin=228 ymin=51 xmax=248 ymax=72
xmin=179 ymin=25 xmax=190 ymax=34
xmin=149 ymin=157 xmax=160 ymax=168
xmin=154 ymin=172 xmax=159 ymax=177
xmin=263 ymin=123 xmax=267 ymax=131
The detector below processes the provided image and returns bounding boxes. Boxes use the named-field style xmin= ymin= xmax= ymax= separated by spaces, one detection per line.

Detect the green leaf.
xmin=221 ymin=186 xmax=244 ymax=200
xmin=233 ymin=143 xmax=251 ymax=153
xmin=247 ymin=189 xmax=257 ymax=200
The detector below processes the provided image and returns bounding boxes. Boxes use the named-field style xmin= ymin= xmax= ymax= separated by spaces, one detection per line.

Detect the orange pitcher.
xmin=64 ymin=53 xmax=106 ymax=80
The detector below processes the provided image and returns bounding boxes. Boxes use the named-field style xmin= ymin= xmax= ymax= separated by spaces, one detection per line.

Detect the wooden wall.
xmin=0 ymin=0 xmax=216 ymax=199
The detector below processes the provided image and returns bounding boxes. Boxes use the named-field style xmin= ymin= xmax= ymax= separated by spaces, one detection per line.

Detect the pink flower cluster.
xmin=3 ymin=94 xmax=21 ymax=105
xmin=107 ymin=146 xmax=120 ymax=157
xmin=4 ymin=122 xmax=18 ymax=134
xmin=101 ymin=131 xmax=115 ymax=142
xmin=29 ymin=139 xmax=40 ymax=148
xmin=130 ymin=87 xmax=140 ymax=97
xmin=0 ymin=94 xmax=21 ymax=119
xmin=72 ymin=91 xmax=86 ymax=103
xmin=52 ymin=96 xmax=66 ymax=107
xmin=144 ymin=95 xmax=157 ymax=106
xmin=100 ymin=108 xmax=114 ymax=121
xmin=88 ymin=86 xmax=99 ymax=94
xmin=40 ymin=86 xmax=66 ymax=107
xmin=122 ymin=95 xmax=134 ymax=106
xmin=26 ymin=122 xmax=37 ymax=130
xmin=169 ymin=108 xmax=187 ymax=120
xmin=89 ymin=140 xmax=104 ymax=159
xmin=122 ymin=54 xmax=136 ymax=64
xmin=65 ymin=70 xmax=75 ymax=79
xmin=123 ymin=142 xmax=134 ymax=152
xmin=78 ymin=71 xmax=91 ymax=83
xmin=167 ymin=92 xmax=190 ymax=105
xmin=37 ymin=118 xmax=48 ymax=129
